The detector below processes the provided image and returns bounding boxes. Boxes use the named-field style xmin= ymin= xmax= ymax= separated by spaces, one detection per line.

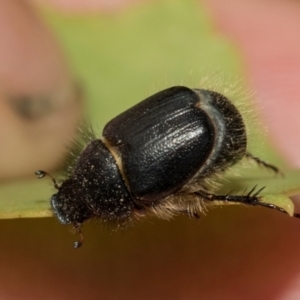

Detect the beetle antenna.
xmin=73 ymin=223 xmax=84 ymax=249
xmin=35 ymin=170 xmax=59 ymax=190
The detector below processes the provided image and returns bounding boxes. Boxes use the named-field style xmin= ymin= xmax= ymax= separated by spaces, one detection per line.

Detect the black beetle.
xmin=36 ymin=86 xmax=299 ymax=248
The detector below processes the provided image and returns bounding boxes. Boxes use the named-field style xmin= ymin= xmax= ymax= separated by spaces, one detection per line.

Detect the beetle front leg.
xmin=194 ymin=187 xmax=300 ymax=218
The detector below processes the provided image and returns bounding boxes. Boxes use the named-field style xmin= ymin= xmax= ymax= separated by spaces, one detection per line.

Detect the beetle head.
xmin=50 ymin=179 xmax=92 ymax=225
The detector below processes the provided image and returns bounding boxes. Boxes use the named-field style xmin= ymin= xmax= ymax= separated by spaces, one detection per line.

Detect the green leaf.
xmin=0 ymin=0 xmax=299 ymax=219
xmin=0 ymin=178 xmax=53 ymax=219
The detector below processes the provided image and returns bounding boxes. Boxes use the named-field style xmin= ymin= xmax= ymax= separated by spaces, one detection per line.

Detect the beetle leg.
xmin=194 ymin=187 xmax=300 ymax=218
xmin=245 ymin=152 xmax=284 ymax=176
xmin=72 ymin=223 xmax=84 ymax=249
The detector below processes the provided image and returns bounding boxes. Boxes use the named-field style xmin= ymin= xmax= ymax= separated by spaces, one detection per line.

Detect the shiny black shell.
xmin=104 ymin=87 xmax=215 ymax=203
xmin=104 ymin=86 xmax=246 ymax=204
xmin=50 ymin=86 xmax=246 ymax=226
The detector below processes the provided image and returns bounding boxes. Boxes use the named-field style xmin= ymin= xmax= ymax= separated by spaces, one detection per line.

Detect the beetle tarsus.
xmin=35 ymin=170 xmax=46 ymax=179
xmin=73 ymin=223 xmax=84 ymax=249
xmin=35 ymin=170 xmax=59 ymax=190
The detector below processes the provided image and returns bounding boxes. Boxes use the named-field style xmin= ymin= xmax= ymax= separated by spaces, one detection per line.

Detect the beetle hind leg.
xmin=245 ymin=152 xmax=283 ymax=176
xmin=194 ymin=187 xmax=300 ymax=218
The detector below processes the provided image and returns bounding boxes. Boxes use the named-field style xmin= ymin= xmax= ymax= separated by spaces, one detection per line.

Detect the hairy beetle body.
xmin=36 ymin=86 xmax=293 ymax=248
